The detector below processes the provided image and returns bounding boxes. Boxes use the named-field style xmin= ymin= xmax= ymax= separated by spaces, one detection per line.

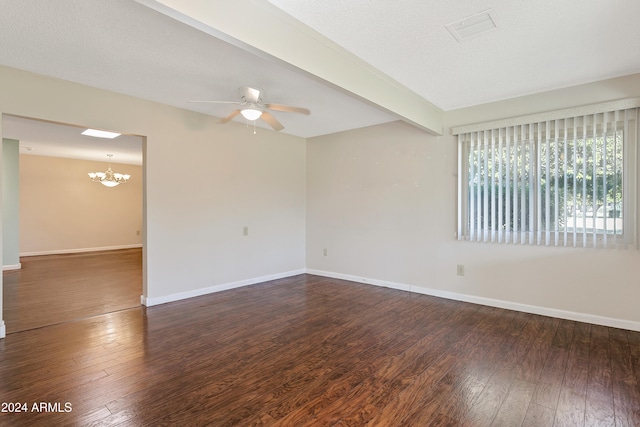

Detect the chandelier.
xmin=88 ymin=154 xmax=131 ymax=187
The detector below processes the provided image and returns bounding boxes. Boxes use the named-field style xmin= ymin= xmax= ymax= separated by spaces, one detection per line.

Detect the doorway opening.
xmin=2 ymin=114 xmax=144 ymax=333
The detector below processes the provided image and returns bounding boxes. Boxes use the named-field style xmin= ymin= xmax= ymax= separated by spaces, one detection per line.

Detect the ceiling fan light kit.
xmin=189 ymin=86 xmax=310 ymax=132
xmin=240 ymin=108 xmax=262 ymax=121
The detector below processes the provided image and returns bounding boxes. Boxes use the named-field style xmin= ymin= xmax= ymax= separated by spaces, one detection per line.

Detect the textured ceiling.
xmin=2 ymin=0 xmax=640 ymax=160
xmin=267 ymin=0 xmax=640 ymax=110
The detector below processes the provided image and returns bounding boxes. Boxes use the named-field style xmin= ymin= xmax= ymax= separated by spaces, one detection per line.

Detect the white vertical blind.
xmin=483 ymin=130 xmax=489 ymax=242
xmin=544 ymin=121 xmax=551 ymax=245
xmin=497 ymin=128 xmax=504 ymax=243
xmin=457 ymin=107 xmax=638 ymax=248
xmin=591 ymin=114 xmax=598 ymax=247
xmin=581 ymin=116 xmax=588 ymax=245
xmin=536 ymin=122 xmax=543 ymax=245
xmin=490 ymin=129 xmax=496 ymax=242
xmin=528 ymin=124 xmax=535 ymax=245
xmin=505 ymin=128 xmax=511 ymax=243
xmin=554 ymin=119 xmax=560 ymax=246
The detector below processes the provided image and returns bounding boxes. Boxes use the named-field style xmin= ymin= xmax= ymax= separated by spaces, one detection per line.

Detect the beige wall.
xmin=307 ymin=74 xmax=640 ymax=330
xmin=19 ymin=155 xmax=142 ymax=254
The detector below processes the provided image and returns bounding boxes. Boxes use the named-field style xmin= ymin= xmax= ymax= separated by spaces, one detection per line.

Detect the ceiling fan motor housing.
xmin=239 ymin=86 xmax=263 ymax=104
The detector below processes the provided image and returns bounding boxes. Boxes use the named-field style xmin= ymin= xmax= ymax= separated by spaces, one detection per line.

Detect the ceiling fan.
xmin=189 ymin=86 xmax=310 ymax=131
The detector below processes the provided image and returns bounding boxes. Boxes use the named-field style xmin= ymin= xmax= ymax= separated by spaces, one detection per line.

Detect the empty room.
xmin=1 ymin=1 xmax=639 ymax=426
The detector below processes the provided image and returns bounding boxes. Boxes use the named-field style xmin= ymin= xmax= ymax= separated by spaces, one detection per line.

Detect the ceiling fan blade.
xmin=264 ymin=103 xmax=310 ymax=115
xmin=260 ymin=111 xmax=284 ymax=131
xmin=220 ymin=109 xmax=241 ymax=124
xmin=188 ymin=100 xmax=242 ymax=104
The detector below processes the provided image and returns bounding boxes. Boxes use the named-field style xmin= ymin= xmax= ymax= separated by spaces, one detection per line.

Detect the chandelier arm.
xmin=88 ymin=154 xmax=130 ymax=187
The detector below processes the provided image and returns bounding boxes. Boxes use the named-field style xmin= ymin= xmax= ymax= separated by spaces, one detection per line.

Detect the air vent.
xmin=446 ymin=9 xmax=499 ymax=42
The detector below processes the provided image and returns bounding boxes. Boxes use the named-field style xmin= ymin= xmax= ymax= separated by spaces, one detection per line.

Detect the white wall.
xmin=307 ymin=121 xmax=451 ymax=284
xmin=307 ymin=74 xmax=640 ymax=330
xmin=0 ymin=66 xmax=307 ymax=333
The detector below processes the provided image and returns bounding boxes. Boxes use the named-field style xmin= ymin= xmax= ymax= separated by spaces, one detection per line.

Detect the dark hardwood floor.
xmin=2 ymin=248 xmax=141 ymax=333
xmin=1 ymin=273 xmax=639 ymax=426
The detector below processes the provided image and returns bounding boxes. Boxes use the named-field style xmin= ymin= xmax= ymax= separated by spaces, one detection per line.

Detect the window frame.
xmin=456 ymin=106 xmax=638 ymax=249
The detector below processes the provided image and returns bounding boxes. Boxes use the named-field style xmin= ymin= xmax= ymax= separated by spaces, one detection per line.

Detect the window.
xmin=456 ymin=107 xmax=638 ymax=248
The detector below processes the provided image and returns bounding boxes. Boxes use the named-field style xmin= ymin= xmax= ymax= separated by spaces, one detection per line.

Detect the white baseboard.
xmin=20 ymin=244 xmax=142 ymax=257
xmin=0 ymin=321 xmax=5 ymax=339
xmin=141 ymin=269 xmax=307 ymax=307
xmin=306 ymin=269 xmax=412 ymax=292
xmin=2 ymin=263 xmax=21 ymax=271
xmin=306 ymin=269 xmax=640 ymax=332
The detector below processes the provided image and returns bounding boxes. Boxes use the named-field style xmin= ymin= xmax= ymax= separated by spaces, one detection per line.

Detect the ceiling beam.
xmin=134 ymin=0 xmax=443 ymax=135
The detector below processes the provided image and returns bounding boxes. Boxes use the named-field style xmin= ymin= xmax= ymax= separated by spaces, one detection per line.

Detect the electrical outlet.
xmin=243 ymin=226 xmax=249 ymax=236
xmin=456 ymin=264 xmax=465 ymax=276
xmin=323 ymin=248 xmax=328 ymax=256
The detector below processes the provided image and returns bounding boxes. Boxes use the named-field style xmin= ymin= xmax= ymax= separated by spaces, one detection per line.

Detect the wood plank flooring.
xmin=2 ymin=248 xmax=141 ymax=333
xmin=1 ymin=273 xmax=639 ymax=426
